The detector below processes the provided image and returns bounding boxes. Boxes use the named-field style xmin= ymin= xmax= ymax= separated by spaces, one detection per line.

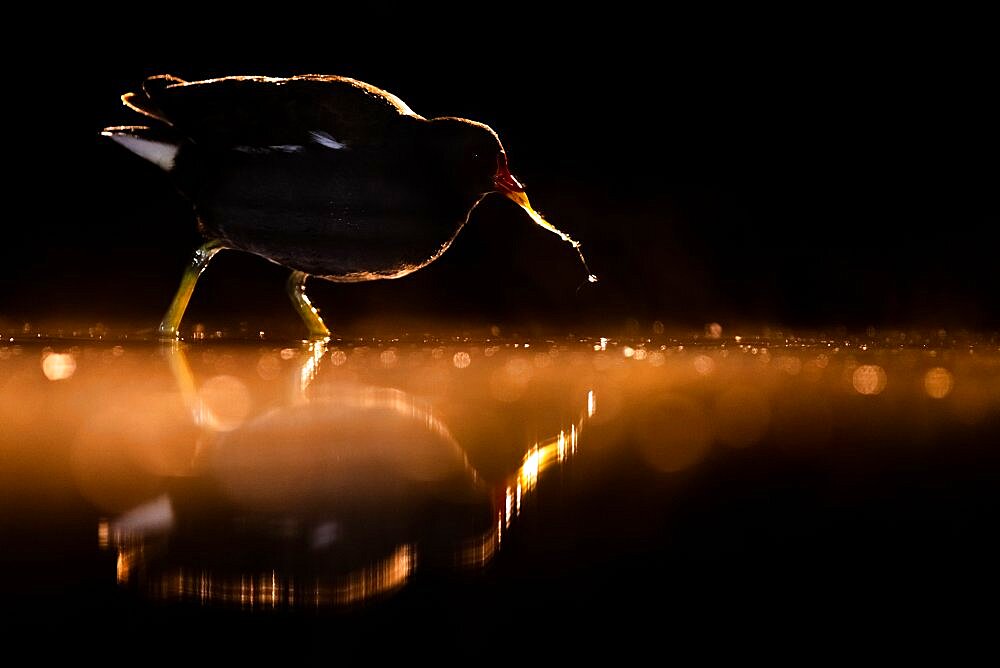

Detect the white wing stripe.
xmin=309 ymin=130 xmax=348 ymax=150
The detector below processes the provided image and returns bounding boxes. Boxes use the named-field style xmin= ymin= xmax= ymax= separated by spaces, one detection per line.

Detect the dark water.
xmin=3 ymin=332 xmax=998 ymax=652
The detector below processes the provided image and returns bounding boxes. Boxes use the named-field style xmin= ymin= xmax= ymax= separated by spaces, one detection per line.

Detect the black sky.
xmin=4 ymin=11 xmax=997 ymax=335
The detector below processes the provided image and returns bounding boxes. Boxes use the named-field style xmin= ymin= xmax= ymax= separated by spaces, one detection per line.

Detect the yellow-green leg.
xmin=287 ymin=270 xmax=330 ymax=341
xmin=158 ymin=241 xmax=225 ymax=341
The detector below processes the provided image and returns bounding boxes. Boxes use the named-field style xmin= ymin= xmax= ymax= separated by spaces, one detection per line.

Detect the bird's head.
xmin=429 ymin=117 xmax=524 ymax=200
xmin=429 ymin=116 xmax=597 ymax=284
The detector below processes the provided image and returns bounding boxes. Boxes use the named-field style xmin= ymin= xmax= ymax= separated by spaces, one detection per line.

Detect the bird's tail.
xmin=101 ymin=125 xmax=180 ymax=172
xmin=121 ymin=73 xmax=185 ymax=124
xmin=102 ymin=74 xmax=187 ymax=171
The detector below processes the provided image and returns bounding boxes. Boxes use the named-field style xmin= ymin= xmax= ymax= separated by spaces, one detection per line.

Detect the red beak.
xmin=494 ymin=153 xmax=524 ymax=193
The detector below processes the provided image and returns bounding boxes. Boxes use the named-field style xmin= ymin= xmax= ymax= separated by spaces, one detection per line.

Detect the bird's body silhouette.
xmin=103 ymin=74 xmax=593 ymax=339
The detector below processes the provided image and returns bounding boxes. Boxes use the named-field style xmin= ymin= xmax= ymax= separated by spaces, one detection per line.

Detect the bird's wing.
xmin=130 ymin=74 xmax=424 ymax=149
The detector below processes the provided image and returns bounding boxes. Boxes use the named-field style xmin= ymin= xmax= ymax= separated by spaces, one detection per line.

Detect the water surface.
xmin=3 ymin=332 xmax=998 ymax=648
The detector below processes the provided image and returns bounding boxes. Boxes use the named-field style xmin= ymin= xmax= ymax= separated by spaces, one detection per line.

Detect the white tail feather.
xmin=103 ymin=132 xmax=178 ymax=171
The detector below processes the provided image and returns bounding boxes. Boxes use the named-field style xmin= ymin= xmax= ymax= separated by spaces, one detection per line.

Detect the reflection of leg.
xmin=162 ymin=340 xmax=200 ymax=421
xmin=161 ymin=340 xmax=222 ymax=465
xmin=158 ymin=241 xmax=225 ymax=340
xmin=293 ymin=339 xmax=328 ymax=403
xmin=287 ymin=271 xmax=330 ymax=341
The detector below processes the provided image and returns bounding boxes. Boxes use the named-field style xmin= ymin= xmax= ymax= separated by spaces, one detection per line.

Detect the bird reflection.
xmin=101 ymin=341 xmax=592 ymax=607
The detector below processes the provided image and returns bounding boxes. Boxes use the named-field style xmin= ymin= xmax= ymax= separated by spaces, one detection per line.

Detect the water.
xmin=3 ymin=332 xmax=999 ymax=650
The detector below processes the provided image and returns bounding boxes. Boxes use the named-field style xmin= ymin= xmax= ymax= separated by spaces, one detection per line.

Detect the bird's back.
xmin=131 ymin=74 xmax=418 ymax=148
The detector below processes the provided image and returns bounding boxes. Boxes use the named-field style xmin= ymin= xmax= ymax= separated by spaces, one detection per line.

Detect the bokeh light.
xmin=198 ymin=375 xmax=252 ymax=431
xmin=379 ymin=350 xmax=398 ymax=368
xmin=256 ymin=354 xmax=281 ymax=380
xmin=693 ymin=355 xmax=715 ymax=376
xmin=852 ymin=364 xmax=887 ymax=395
xmin=41 ymin=352 xmax=76 ymax=381
xmin=923 ymin=367 xmax=953 ymax=399
xmin=490 ymin=357 xmax=533 ymax=402
xmin=776 ymin=355 xmax=802 ymax=375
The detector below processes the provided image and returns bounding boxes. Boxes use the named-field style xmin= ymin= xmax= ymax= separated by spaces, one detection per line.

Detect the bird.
xmin=102 ymin=74 xmax=595 ymax=340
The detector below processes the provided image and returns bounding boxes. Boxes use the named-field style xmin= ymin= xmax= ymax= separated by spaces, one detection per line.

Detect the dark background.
xmin=5 ymin=13 xmax=999 ymax=652
xmin=4 ymin=11 xmax=997 ymax=336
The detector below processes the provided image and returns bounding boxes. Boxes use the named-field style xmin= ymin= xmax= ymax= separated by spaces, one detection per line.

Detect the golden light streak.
xmin=521 ymin=449 xmax=540 ymax=487
xmin=116 ymin=548 xmax=140 ymax=584
xmin=354 ymin=387 xmax=464 ymax=460
xmin=97 ymin=521 xmax=109 ymax=549
xmin=505 ymin=486 xmax=513 ymax=527
xmin=299 ymin=339 xmax=326 ymax=395
xmin=143 ymin=545 xmax=414 ymax=608
xmin=505 ymin=391 xmax=594 ymax=511
xmin=458 ymin=526 xmax=500 ymax=568
xmin=490 ymin=395 xmax=593 ymax=550
xmin=332 ymin=544 xmax=415 ymax=605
